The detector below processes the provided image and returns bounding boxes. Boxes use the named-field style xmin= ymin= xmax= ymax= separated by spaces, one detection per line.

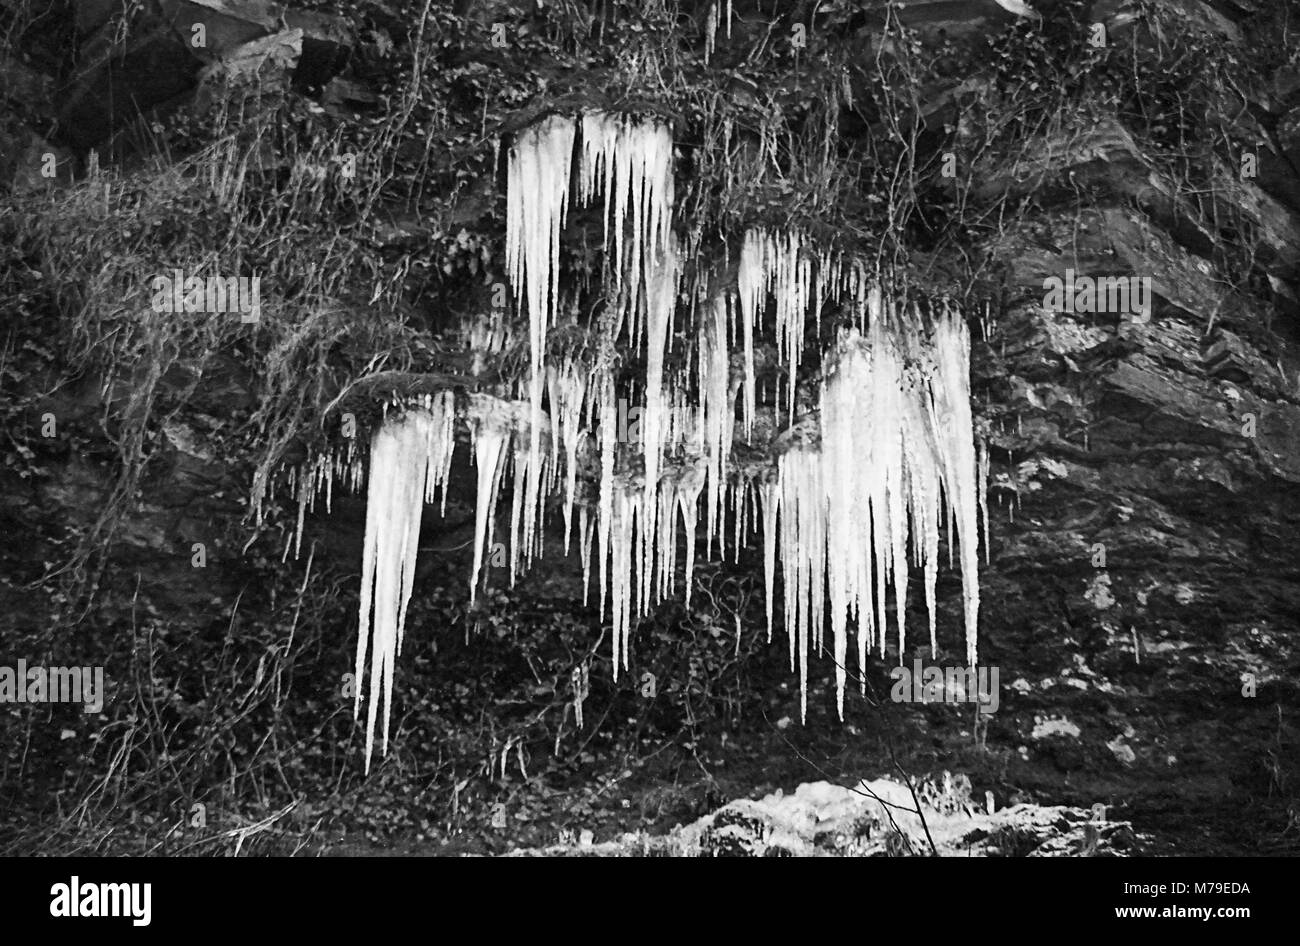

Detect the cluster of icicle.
xmin=779 ymin=294 xmax=982 ymax=720
xmin=735 ymin=228 xmax=868 ymax=426
xmin=346 ymin=388 xmax=559 ymax=771
xmin=703 ymin=1 xmax=733 ymax=62
xmin=506 ymin=112 xmax=679 ymax=680
xmin=353 ymin=392 xmax=456 ymax=770
xmin=331 ymin=111 xmax=986 ymax=770
xmin=251 ymin=442 xmax=363 ymax=559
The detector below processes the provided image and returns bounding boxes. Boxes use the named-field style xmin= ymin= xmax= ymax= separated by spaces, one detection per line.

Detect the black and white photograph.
xmin=0 ymin=0 xmax=1294 ymax=923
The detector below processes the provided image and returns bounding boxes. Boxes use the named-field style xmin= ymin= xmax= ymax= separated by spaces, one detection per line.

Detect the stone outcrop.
xmin=510 ymin=777 xmax=1144 ymax=856
xmin=3 ymin=0 xmax=354 ymax=157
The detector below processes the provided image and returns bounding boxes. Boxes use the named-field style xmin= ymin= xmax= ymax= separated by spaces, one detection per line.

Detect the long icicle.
xmin=506 ymin=115 xmax=576 ymax=609
xmin=354 ymin=400 xmax=455 ymax=773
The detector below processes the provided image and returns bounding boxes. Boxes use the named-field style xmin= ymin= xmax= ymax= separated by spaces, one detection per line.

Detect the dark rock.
xmin=1279 ymin=108 xmax=1300 ymax=175
xmin=698 ymin=808 xmax=769 ymax=856
xmin=196 ymin=27 xmax=302 ymax=86
xmin=970 ymin=117 xmax=1153 ymax=208
xmin=1254 ymin=137 xmax=1300 ymax=215
xmin=159 ymin=0 xmax=279 ymax=51
xmin=53 ymin=0 xmax=354 ymax=148
xmin=56 ymin=21 xmax=203 ymax=148
xmin=320 ymin=76 xmax=379 ymax=112
xmin=1100 ymin=207 xmax=1225 ymax=324
xmin=73 ymin=0 xmax=120 ymax=36
xmin=1201 ymin=331 xmax=1266 ymax=385
xmin=0 ymin=123 xmax=76 ymax=191
xmin=1207 ymin=158 xmax=1300 ymax=281
xmin=0 ymin=51 xmax=56 ymax=114
xmin=1091 ymin=0 xmax=1242 ymax=46
xmin=284 ymin=8 xmax=354 ymax=90
xmin=1272 ymin=65 xmax=1300 ymax=109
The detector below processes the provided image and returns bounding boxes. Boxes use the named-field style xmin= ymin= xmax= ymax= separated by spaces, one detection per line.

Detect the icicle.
xmin=930 ymin=307 xmax=981 ymax=666
xmin=467 ymin=395 xmax=511 ymax=603
xmin=608 ymin=479 xmax=637 ymax=677
xmin=506 ymin=114 xmax=575 ymax=364
xmin=506 ymin=114 xmax=576 ymax=603
xmin=508 ymin=438 xmax=527 ymax=585
xmin=511 ymin=405 xmax=551 ymax=577
xmin=294 ymin=471 xmax=309 ymax=559
xmin=978 ymin=437 xmax=990 ymax=566
xmin=354 ymin=397 xmax=456 ymax=773
xmin=762 ymin=291 xmax=986 ymax=717
xmin=577 ymin=111 xmax=676 ymax=667
xmin=705 ymin=2 xmax=718 ymax=62
xmin=758 ymin=478 xmax=779 ymax=644
xmin=771 ymin=230 xmax=812 ymax=417
xmin=677 ymin=462 xmax=705 ymax=606
xmin=640 ymin=235 xmax=679 ymax=598
xmin=739 ymin=228 xmax=816 ymax=419
xmin=736 ymin=232 xmax=762 ymax=437
xmin=638 ymin=484 xmax=654 ymax=621
xmin=324 ymin=450 xmax=334 ymax=514
xmin=579 ymin=504 xmax=593 ymax=604
xmin=731 ymin=479 xmax=743 ymax=562
xmin=658 ymin=476 xmax=677 ymax=601
xmin=596 ymin=370 xmax=616 ymax=622
xmin=699 ymin=296 xmax=733 ymax=557
xmin=549 ymin=358 xmax=588 ymax=553
xmin=578 ymin=112 xmax=674 ymax=351
xmin=545 ymin=363 xmax=563 ymax=477
xmin=776 ymin=445 xmax=823 ymax=721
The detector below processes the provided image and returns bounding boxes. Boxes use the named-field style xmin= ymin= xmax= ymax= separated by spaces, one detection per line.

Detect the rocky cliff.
xmin=1 ymin=0 xmax=1297 ymax=854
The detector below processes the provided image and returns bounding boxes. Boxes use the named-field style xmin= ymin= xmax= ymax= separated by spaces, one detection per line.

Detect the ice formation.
xmin=505 ymin=114 xmax=575 ymax=586
xmin=304 ymin=113 xmax=987 ymax=766
xmin=353 ymin=392 xmax=456 ymax=773
xmin=811 ymin=298 xmax=981 ymax=718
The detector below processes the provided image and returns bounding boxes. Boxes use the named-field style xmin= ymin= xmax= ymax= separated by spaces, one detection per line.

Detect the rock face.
xmin=2 ymin=0 xmax=1299 ymax=854
xmin=4 ymin=0 xmax=353 ymax=154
